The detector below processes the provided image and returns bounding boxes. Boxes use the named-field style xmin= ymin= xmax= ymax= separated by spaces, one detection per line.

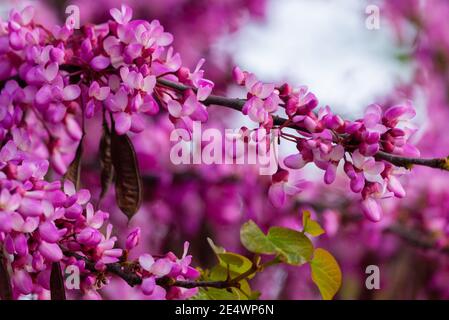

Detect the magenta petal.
xmin=19 ymin=197 xmax=43 ymax=217
xmin=35 ymin=85 xmax=52 ymax=105
xmin=350 ymin=173 xmax=365 ymax=193
xmin=39 ymin=241 xmax=63 ymax=262
xmin=387 ymin=176 xmax=406 ymax=198
xmin=0 ymin=212 xmax=12 ymax=232
xmin=147 ymin=285 xmax=167 ymax=300
xmin=284 ymin=153 xmax=306 ymax=169
xmin=13 ymin=270 xmax=33 ymax=295
xmin=14 ymin=233 xmax=28 ymax=256
xmin=114 ymin=112 xmax=132 ymax=135
xmin=156 ymin=32 xmax=173 ymax=46
xmin=36 ymin=270 xmax=51 ymax=290
xmin=63 ymin=85 xmax=81 ymax=101
xmin=361 ymin=198 xmax=382 ymax=222
xmin=141 ymin=277 xmax=156 ymax=295
xmin=150 ymin=259 xmax=172 ymax=277
xmin=90 ymin=55 xmax=110 ymax=71
xmin=130 ymin=113 xmax=145 ymax=133
xmin=139 ymin=254 xmax=155 ymax=271
xmin=232 ymin=66 xmax=245 ymax=85
xmin=167 ymin=100 xmax=182 ymax=118
xmin=39 ymin=221 xmax=61 ymax=243
xmin=268 ymin=182 xmax=286 ymax=208
xmin=43 ymin=62 xmax=58 ymax=82
xmin=324 ymin=164 xmax=337 ymax=185
xmin=20 ymin=6 xmax=35 ymax=25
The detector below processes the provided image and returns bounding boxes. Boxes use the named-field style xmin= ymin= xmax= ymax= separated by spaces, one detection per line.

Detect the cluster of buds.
xmin=233 ymin=68 xmax=419 ymax=222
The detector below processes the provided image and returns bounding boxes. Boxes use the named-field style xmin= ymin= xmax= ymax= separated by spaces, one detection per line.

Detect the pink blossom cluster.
xmin=0 ymin=4 xmax=214 ymax=174
xmin=0 ymin=5 xmax=207 ymax=299
xmin=232 ymin=67 xmax=419 ymax=222
xmin=137 ymin=241 xmax=199 ymax=299
xmin=0 ymin=135 xmax=119 ymax=297
xmin=0 ymin=0 xmax=441 ymax=301
xmin=0 ymin=135 xmax=198 ymax=299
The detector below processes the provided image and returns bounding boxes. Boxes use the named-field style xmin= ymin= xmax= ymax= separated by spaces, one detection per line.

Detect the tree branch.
xmin=62 ymin=249 xmax=260 ymax=290
xmin=2 ymin=68 xmax=448 ymax=172
xmin=375 ymin=151 xmax=449 ymax=171
xmin=157 ymin=78 xmax=449 ymax=172
xmin=384 ymin=224 xmax=449 ymax=255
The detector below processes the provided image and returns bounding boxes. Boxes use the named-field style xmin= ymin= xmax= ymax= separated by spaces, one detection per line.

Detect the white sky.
xmin=219 ymin=0 xmax=413 ymax=118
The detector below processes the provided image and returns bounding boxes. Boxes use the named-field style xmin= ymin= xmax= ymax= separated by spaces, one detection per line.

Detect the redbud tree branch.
xmin=62 ymin=249 xmax=266 ymax=290
xmin=157 ymin=78 xmax=449 ymax=172
xmin=384 ymin=225 xmax=449 ymax=255
xmin=1 ymin=68 xmax=448 ymax=172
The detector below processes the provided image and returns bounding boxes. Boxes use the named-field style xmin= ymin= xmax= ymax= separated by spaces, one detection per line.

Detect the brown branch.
xmin=157 ymin=78 xmax=449 ymax=172
xmin=62 ymin=249 xmax=259 ymax=290
xmin=375 ymin=151 xmax=449 ymax=171
xmin=2 ymin=67 xmax=448 ymax=171
xmin=384 ymin=224 xmax=449 ymax=255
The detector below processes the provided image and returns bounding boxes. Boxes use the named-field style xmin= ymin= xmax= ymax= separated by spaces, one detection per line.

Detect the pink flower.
xmin=110 ymin=5 xmax=133 ymax=25
xmin=361 ymin=197 xmax=383 ymax=222
xmin=90 ymin=55 xmax=110 ymax=71
xmin=268 ymin=169 xmax=309 ymax=208
xmin=232 ymin=66 xmax=245 ymax=85
xmin=235 ymin=69 xmax=280 ymax=126
xmin=139 ymin=254 xmax=172 ymax=277
xmin=13 ymin=270 xmax=33 ymax=295
xmin=167 ymin=94 xmax=208 ymax=135
xmin=188 ymin=59 xmax=214 ymax=101
xmin=383 ymin=101 xmax=416 ymax=127
xmin=141 ymin=276 xmax=156 ymax=295
xmin=39 ymin=241 xmax=63 ymax=262
xmin=126 ymin=227 xmax=141 ymax=250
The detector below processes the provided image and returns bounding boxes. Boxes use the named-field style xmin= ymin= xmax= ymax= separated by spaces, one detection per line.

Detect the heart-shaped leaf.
xmin=310 ymin=248 xmax=342 ymax=300
xmin=302 ymin=210 xmax=325 ymax=237
xmin=240 ymin=220 xmax=313 ymax=265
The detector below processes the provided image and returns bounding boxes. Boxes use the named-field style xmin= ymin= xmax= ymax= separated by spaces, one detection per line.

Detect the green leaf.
xmin=200 ymin=265 xmax=252 ymax=300
xmin=267 ymin=227 xmax=313 ymax=265
xmin=247 ymin=291 xmax=261 ymax=300
xmin=240 ymin=220 xmax=276 ymax=254
xmin=207 ymin=238 xmax=226 ymax=255
xmin=240 ymin=220 xmax=313 ymax=265
xmin=310 ymin=248 xmax=342 ymax=300
xmin=207 ymin=238 xmax=255 ymax=279
xmin=195 ymin=287 xmax=244 ymax=300
xmin=217 ymin=252 xmax=255 ymax=279
xmin=302 ymin=211 xmax=325 ymax=237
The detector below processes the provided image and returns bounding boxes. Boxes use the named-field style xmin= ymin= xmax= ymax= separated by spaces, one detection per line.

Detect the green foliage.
xmin=240 ymin=220 xmax=313 ymax=265
xmin=239 ymin=221 xmax=276 ymax=254
xmin=194 ymin=239 xmax=259 ymax=300
xmin=310 ymin=248 xmax=342 ymax=300
xmin=302 ymin=211 xmax=325 ymax=237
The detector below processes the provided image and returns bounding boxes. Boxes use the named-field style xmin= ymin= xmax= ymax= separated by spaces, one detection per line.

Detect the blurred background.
xmin=3 ymin=0 xmax=449 ymax=300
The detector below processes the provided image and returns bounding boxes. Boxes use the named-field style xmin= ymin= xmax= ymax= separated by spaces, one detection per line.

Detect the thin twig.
xmin=62 ymin=249 xmax=263 ymax=289
xmin=157 ymin=78 xmax=449 ymax=172
xmin=2 ymin=68 xmax=448 ymax=172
